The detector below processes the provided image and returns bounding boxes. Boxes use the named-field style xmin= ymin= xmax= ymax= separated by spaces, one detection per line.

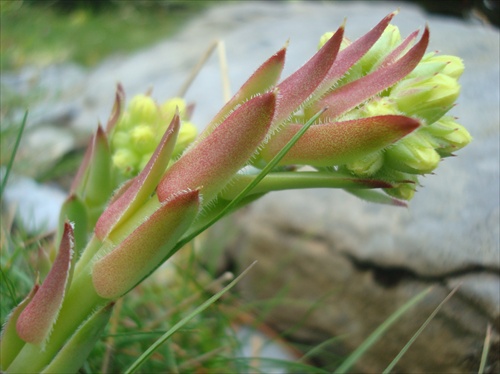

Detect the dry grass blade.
xmin=334 ymin=286 xmax=432 ymax=374
xmin=478 ymin=323 xmax=492 ymax=374
xmin=176 ymin=40 xmax=219 ymax=97
xmin=383 ymin=284 xmax=461 ymax=373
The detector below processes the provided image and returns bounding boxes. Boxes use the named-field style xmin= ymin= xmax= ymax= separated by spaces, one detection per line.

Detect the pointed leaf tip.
xmin=315 ymin=21 xmax=429 ymax=120
xmin=262 ymin=115 xmax=420 ymax=167
xmin=16 ymin=223 xmax=75 ymax=345
xmin=0 ymin=284 xmax=39 ymax=370
xmin=93 ymin=189 xmax=200 ymax=299
xmin=198 ymin=46 xmax=285 ymax=142
xmin=158 ymin=92 xmax=276 ymax=204
xmin=95 ymin=114 xmax=180 ymax=240
xmin=315 ymin=10 xmax=398 ymax=96
xmin=106 ymin=83 xmax=126 ymax=134
xmin=272 ymin=23 xmax=344 ymax=127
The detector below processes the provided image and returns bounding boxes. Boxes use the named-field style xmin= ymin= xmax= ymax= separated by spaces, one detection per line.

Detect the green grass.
xmin=83 ymin=249 xmax=245 ymax=373
xmin=0 ymin=1 xmax=213 ymax=71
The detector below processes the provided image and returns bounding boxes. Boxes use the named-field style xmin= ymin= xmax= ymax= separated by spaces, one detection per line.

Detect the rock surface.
xmin=1 ymin=1 xmax=499 ymax=372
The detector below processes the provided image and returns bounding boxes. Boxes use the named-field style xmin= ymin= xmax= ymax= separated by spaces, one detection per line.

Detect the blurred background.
xmin=1 ymin=0 xmax=499 ymax=72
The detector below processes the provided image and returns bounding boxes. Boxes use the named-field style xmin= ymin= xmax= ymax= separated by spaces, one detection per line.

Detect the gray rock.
xmin=180 ymin=1 xmax=498 ymax=373
xmin=19 ymin=125 xmax=76 ymax=172
xmin=1 ymin=171 xmax=66 ymax=233
xmin=0 ymin=63 xmax=87 ymax=129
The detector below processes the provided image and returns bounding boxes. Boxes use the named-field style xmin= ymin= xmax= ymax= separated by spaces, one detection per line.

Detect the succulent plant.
xmin=0 ymin=12 xmax=470 ymax=373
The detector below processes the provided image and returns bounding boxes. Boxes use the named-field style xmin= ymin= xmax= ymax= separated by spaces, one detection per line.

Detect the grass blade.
xmin=383 ymin=284 xmax=460 ymax=373
xmin=124 ymin=261 xmax=257 ymax=374
xmin=0 ymin=111 xmax=28 ymax=199
xmin=478 ymin=323 xmax=492 ymax=374
xmin=334 ymin=286 xmax=433 ymax=374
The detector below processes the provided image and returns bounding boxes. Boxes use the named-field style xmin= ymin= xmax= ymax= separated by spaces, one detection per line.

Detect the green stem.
xmin=220 ymin=171 xmax=384 ymax=200
xmin=74 ymin=235 xmax=102 ymax=275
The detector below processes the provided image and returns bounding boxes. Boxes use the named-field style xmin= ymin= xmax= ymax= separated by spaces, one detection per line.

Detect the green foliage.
xmin=0 ymin=1 xmax=210 ymax=70
xmin=0 ymin=220 xmax=51 ymax=328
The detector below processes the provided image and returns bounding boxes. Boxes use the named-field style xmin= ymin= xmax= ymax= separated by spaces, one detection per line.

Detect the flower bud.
xmin=434 ymin=55 xmax=464 ymax=79
xmin=421 ymin=116 xmax=472 ymax=156
xmin=318 ymin=32 xmax=335 ymax=50
xmin=161 ymin=97 xmax=188 ymax=122
xmin=384 ymin=179 xmax=417 ymax=201
xmin=130 ymin=124 xmax=157 ymax=152
xmin=408 ymin=53 xmax=464 ymax=80
xmin=392 ymin=73 xmax=461 ymax=125
xmin=112 ymin=149 xmax=139 ymax=176
xmin=346 ymin=151 xmax=384 ymax=176
xmin=128 ymin=94 xmax=160 ymax=124
xmin=115 ymin=112 xmax=133 ymax=130
xmin=385 ymin=132 xmax=441 ymax=174
xmin=360 ymin=97 xmax=400 ymax=117
xmin=109 ymin=95 xmax=198 ymax=178
xmin=172 ymin=121 xmax=197 ymax=158
xmin=111 ymin=130 xmax=131 ymax=150
xmin=373 ymin=167 xmax=419 ymax=200
xmin=315 ymin=96 xmax=398 ymax=124
xmin=357 ymin=24 xmax=402 ymax=74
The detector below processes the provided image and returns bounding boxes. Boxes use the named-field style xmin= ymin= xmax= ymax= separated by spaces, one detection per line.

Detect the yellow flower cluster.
xmin=110 ymin=95 xmax=197 ymax=177
xmin=319 ymin=26 xmax=471 ymax=199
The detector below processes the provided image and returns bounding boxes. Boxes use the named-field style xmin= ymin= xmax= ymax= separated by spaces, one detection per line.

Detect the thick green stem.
xmin=74 ymin=235 xmax=103 ymax=275
xmin=220 ymin=171 xmax=387 ymax=200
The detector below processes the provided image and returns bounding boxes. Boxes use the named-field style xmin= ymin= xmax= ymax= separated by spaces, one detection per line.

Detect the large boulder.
xmin=188 ymin=2 xmax=499 ymax=373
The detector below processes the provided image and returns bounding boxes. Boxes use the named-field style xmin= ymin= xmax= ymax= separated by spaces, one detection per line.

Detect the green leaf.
xmin=0 ymin=110 xmax=27 ymax=200
xmin=0 ymin=284 xmax=36 ymax=371
xmin=92 ymin=189 xmax=200 ymax=300
xmin=345 ymin=188 xmax=407 ymax=207
xmin=157 ymin=91 xmax=276 ymax=205
xmin=58 ymin=194 xmax=88 ymax=255
xmin=174 ymin=106 xmax=328 ymax=254
xmin=95 ymin=115 xmax=180 ymax=240
xmin=16 ymin=223 xmax=75 ymax=346
xmin=41 ymin=304 xmax=113 ymax=374
xmin=260 ymin=115 xmax=419 ymax=167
